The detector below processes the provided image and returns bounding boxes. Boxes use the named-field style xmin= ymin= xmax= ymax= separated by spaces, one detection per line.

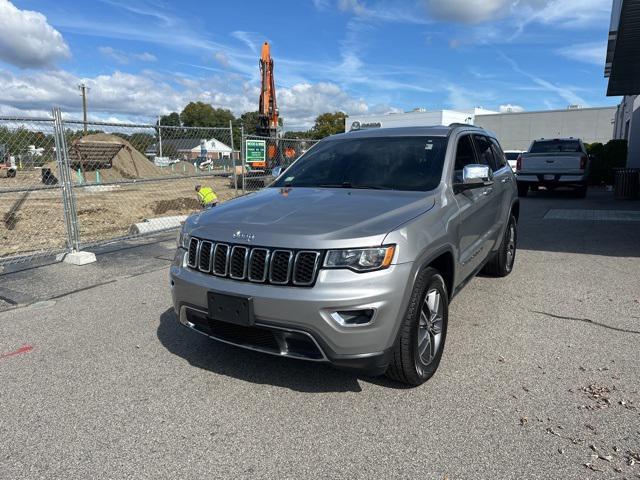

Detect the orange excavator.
xmin=257 ymin=41 xmax=278 ymax=141
xmin=255 ymin=42 xmax=296 ymax=169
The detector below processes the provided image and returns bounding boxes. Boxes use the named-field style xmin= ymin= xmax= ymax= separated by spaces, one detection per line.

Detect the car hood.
xmin=187 ymin=187 xmax=435 ymax=249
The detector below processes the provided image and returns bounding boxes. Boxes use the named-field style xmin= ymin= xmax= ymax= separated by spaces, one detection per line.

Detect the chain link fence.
xmin=1 ymin=110 xmax=319 ymax=268
xmin=240 ymin=134 xmax=317 ymax=191
xmin=0 ymin=116 xmax=68 ymax=264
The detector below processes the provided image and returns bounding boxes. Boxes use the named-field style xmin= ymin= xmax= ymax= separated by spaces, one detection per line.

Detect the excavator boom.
xmin=257 ymin=42 xmax=278 ymax=137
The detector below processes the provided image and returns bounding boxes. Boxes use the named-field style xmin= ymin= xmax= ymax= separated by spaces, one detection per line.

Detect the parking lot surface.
xmin=1 ymin=189 xmax=639 ymax=479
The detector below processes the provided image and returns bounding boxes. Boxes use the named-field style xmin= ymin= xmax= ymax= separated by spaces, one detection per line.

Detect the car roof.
xmin=328 ymin=125 xmax=483 ymax=140
xmin=533 ymin=137 xmax=581 ymax=142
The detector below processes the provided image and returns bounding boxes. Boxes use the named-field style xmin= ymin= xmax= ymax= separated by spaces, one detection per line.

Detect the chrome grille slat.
xmin=229 ymin=246 xmax=249 ymax=280
xmin=293 ymin=251 xmax=320 ymax=286
xmin=213 ymin=244 xmax=230 ymax=276
xmin=198 ymin=241 xmax=213 ymax=272
xmin=187 ymin=238 xmax=199 ymax=268
xmin=187 ymin=238 xmax=320 ymax=287
xmin=248 ymin=248 xmax=270 ymax=282
xmin=269 ymin=250 xmax=293 ymax=284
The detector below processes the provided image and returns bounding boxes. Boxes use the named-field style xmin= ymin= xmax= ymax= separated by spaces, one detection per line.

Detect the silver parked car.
xmin=170 ymin=125 xmax=519 ymax=386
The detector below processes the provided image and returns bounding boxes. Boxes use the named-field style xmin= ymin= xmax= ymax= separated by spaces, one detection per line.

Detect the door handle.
xmin=501 ymin=177 xmax=510 ymax=183
xmin=482 ymin=187 xmax=493 ymax=195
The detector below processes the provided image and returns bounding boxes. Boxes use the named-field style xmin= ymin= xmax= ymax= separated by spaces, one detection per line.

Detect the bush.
xmin=587 ymin=139 xmax=628 ymax=185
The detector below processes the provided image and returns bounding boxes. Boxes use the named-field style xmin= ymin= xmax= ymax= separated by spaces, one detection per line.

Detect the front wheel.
xmin=483 ymin=215 xmax=517 ymax=277
xmin=386 ymin=267 xmax=448 ymax=386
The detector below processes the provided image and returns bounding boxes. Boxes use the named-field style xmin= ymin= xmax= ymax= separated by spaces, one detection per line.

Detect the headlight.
xmin=324 ymin=245 xmax=396 ymax=272
xmin=177 ymin=227 xmax=190 ymax=249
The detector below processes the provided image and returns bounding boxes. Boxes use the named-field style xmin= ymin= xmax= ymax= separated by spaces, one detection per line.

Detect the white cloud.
xmin=212 ymin=51 xmax=231 ymax=68
xmin=99 ymin=47 xmax=157 ymax=64
xmin=0 ymin=68 xmax=380 ymax=129
xmin=337 ymin=0 xmax=431 ymax=24
xmin=556 ymin=42 xmax=606 ymax=66
xmin=424 ymin=0 xmax=610 ymax=29
xmin=499 ymin=104 xmax=524 ymax=113
xmin=0 ymin=0 xmax=70 ymax=68
xmin=425 ymin=0 xmax=507 ymax=24
xmin=500 ymin=54 xmax=587 ymax=106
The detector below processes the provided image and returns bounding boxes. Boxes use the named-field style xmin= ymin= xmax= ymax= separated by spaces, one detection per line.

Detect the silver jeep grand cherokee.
xmin=170 ymin=125 xmax=519 ymax=386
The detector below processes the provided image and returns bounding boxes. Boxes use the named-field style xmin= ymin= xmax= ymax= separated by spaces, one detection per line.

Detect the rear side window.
xmin=505 ymin=152 xmax=520 ymax=160
xmin=472 ymin=135 xmax=497 ymax=171
xmin=530 ymin=140 xmax=582 ymax=153
xmin=489 ymin=138 xmax=508 ymax=169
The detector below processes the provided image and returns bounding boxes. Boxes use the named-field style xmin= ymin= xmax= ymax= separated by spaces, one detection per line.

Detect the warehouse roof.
xmin=605 ymin=0 xmax=640 ymax=95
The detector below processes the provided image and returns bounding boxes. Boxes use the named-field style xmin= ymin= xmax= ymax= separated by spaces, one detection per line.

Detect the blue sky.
xmin=0 ymin=0 xmax=618 ymax=128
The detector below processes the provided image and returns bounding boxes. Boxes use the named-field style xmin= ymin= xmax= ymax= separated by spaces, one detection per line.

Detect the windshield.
xmin=505 ymin=152 xmax=520 ymax=160
xmin=271 ymin=136 xmax=447 ymax=191
xmin=530 ymin=140 xmax=582 ymax=153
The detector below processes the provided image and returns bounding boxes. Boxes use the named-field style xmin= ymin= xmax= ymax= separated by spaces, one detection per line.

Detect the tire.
xmin=483 ymin=215 xmax=517 ymax=277
xmin=575 ymin=184 xmax=587 ymax=198
xmin=386 ymin=267 xmax=448 ymax=386
xmin=6 ymin=169 xmax=16 ymax=178
xmin=517 ymin=182 xmax=528 ymax=197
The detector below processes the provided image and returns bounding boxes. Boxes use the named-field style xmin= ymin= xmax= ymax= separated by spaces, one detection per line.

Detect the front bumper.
xmin=170 ymin=249 xmax=412 ymax=374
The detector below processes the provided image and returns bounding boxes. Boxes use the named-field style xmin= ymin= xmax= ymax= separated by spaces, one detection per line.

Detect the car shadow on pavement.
xmin=158 ymin=308 xmax=376 ymax=393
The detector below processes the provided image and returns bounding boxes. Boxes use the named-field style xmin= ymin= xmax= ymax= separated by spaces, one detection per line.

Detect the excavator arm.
xmin=257 ymin=42 xmax=278 ymax=138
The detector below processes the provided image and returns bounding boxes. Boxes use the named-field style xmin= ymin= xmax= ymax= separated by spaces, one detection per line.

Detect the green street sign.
xmin=245 ymin=139 xmax=266 ymax=163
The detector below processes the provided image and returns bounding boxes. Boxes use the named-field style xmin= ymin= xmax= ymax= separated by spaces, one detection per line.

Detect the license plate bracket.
xmin=207 ymin=291 xmax=254 ymax=326
xmin=544 ymin=174 xmax=555 ymax=181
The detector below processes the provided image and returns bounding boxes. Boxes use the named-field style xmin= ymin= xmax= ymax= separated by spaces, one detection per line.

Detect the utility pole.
xmin=78 ymin=83 xmax=89 ymax=135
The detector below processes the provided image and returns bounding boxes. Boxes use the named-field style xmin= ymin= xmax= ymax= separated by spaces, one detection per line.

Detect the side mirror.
xmin=455 ymin=164 xmax=493 ymax=192
xmin=271 ymin=166 xmax=283 ymax=178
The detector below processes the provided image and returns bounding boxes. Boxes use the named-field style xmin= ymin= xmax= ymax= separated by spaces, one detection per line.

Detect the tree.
xmin=311 ymin=111 xmax=346 ymax=139
xmin=180 ymin=102 xmax=235 ymax=128
xmin=158 ymin=112 xmax=181 ymax=127
xmin=238 ymin=111 xmax=261 ymax=135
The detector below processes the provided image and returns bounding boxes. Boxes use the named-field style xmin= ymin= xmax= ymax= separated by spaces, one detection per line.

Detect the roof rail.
xmin=448 ymin=123 xmax=482 ymax=129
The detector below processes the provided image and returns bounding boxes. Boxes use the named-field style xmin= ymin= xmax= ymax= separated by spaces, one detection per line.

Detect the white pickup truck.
xmin=516 ymin=138 xmax=589 ymax=197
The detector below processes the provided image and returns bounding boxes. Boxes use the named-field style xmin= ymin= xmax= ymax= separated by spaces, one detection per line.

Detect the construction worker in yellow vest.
xmin=195 ymin=185 xmax=218 ymax=209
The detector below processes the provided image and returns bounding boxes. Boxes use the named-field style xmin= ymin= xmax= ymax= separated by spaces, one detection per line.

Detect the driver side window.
xmin=453 ymin=135 xmax=476 ymax=183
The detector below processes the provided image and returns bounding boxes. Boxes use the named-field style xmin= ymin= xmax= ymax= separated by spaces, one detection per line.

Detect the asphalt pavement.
xmin=1 ymin=188 xmax=639 ymax=479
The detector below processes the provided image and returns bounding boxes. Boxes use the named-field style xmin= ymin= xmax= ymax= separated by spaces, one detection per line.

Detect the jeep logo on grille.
xmin=232 ymin=231 xmax=255 ymax=242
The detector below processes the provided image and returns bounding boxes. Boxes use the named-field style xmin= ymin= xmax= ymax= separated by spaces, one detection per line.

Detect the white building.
xmin=475 ymin=107 xmax=616 ymax=150
xmin=345 ymin=106 xmax=616 ymax=151
xmin=345 ymin=108 xmax=497 ymax=132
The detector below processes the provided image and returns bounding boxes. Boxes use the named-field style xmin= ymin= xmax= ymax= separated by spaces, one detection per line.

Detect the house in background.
xmin=146 ymin=138 xmax=236 ymax=162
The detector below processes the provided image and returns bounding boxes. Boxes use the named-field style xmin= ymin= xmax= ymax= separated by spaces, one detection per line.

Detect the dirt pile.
xmin=45 ymin=133 xmax=168 ymax=182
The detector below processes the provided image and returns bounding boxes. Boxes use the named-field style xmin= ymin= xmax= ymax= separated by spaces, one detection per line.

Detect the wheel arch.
xmin=420 ymin=247 xmax=455 ymax=297
xmin=511 ymin=199 xmax=520 ymax=222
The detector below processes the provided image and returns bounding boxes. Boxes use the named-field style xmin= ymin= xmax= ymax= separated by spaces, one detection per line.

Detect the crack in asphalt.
xmin=532 ymin=310 xmax=640 ymax=335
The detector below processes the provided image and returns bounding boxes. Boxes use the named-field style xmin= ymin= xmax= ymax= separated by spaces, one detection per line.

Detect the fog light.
xmin=330 ymin=309 xmax=375 ymax=326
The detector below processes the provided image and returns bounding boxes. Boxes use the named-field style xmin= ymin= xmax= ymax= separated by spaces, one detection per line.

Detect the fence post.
xmin=158 ymin=116 xmax=163 ymax=158
xmin=53 ymin=108 xmax=80 ymax=253
xmin=241 ymin=126 xmax=246 ymax=194
xmin=229 ymin=119 xmax=237 ymax=196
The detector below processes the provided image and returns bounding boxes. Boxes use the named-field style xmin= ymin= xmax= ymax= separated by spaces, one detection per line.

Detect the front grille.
xmin=186 ymin=239 xmax=321 ymax=287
